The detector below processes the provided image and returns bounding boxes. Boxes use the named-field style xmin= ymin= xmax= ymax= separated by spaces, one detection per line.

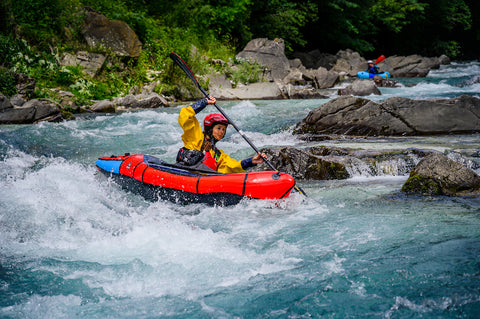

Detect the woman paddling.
xmin=177 ymin=95 xmax=266 ymax=173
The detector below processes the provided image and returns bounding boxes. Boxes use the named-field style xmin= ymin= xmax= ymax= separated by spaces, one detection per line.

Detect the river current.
xmin=1 ymin=61 xmax=480 ymax=318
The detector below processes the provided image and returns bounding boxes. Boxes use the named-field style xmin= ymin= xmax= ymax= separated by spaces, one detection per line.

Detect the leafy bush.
xmin=9 ymin=0 xmax=64 ymax=47
xmin=56 ymin=66 xmax=84 ymax=86
xmin=228 ymin=59 xmax=265 ymax=87
xmin=0 ymin=68 xmax=17 ymax=97
xmin=0 ymin=36 xmax=31 ymax=68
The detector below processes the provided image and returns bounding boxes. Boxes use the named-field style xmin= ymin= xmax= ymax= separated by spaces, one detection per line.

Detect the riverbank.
xmin=1 ymin=36 xmax=452 ymax=124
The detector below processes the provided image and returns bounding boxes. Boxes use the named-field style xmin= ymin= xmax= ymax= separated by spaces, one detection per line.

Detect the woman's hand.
xmin=206 ymin=95 xmax=216 ymax=105
xmin=252 ymin=152 xmax=267 ymax=164
xmin=203 ymin=138 xmax=212 ymax=151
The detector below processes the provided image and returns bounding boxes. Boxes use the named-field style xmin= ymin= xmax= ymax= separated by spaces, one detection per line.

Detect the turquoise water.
xmin=1 ymin=62 xmax=480 ymax=318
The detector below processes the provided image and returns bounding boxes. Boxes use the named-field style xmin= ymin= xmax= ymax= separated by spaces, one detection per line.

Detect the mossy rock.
xmin=306 ymin=159 xmax=349 ymax=180
xmin=60 ymin=109 xmax=76 ymax=121
xmin=401 ymin=174 xmax=442 ymax=195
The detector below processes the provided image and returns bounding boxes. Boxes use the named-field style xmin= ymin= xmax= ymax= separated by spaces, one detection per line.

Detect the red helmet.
xmin=204 ymin=113 xmax=229 ymax=130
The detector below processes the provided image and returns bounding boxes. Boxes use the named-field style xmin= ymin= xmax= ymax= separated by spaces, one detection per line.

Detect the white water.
xmin=1 ymin=61 xmax=480 ymax=318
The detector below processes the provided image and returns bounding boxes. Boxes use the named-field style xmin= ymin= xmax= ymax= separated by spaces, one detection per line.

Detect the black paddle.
xmin=169 ymin=52 xmax=306 ymax=196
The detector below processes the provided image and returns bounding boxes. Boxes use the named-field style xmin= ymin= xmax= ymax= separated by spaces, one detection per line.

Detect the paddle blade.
xmin=375 ymin=55 xmax=385 ymax=64
xmin=169 ymin=52 xmax=204 ymax=93
xmin=294 ymin=184 xmax=307 ymax=196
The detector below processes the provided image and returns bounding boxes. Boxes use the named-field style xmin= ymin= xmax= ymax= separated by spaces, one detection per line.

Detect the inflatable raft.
xmin=357 ymin=71 xmax=391 ymax=79
xmin=96 ymin=154 xmax=296 ymax=206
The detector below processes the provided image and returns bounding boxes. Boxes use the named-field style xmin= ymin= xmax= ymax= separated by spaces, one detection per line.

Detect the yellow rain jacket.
xmin=178 ymin=106 xmax=245 ymax=174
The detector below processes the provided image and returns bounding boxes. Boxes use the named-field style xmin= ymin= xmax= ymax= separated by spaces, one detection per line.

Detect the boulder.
xmin=82 ymin=10 xmax=142 ymax=57
xmin=9 ymin=95 xmax=26 ymax=106
xmin=57 ymin=90 xmax=80 ymax=112
xmin=279 ymin=84 xmax=329 ymax=99
xmin=382 ymin=55 xmax=448 ymax=78
xmin=0 ymin=98 xmax=61 ymax=124
xmin=91 ymin=99 xmax=115 ymax=112
xmin=135 ymin=94 xmax=169 ymax=108
xmin=254 ymin=146 xmax=431 ymax=180
xmin=373 ymin=76 xmax=399 ymax=87
xmin=292 ymin=50 xmax=337 ymax=70
xmin=236 ymin=38 xmax=290 ymax=81
xmin=60 ymin=51 xmax=106 ymax=77
xmin=331 ymin=49 xmax=365 ymax=76
xmin=254 ymin=146 xmax=349 ymax=180
xmin=338 ymin=79 xmax=381 ymax=96
xmin=0 ymin=93 xmax=13 ymax=111
xmin=283 ymin=68 xmax=306 ymax=85
xmin=208 ymin=74 xmax=233 ymax=94
xmin=288 ymin=58 xmax=304 ymax=69
xmin=402 ymin=153 xmax=480 ymax=196
xmin=304 ymin=67 xmax=339 ymax=89
xmin=210 ymin=82 xmax=283 ymax=100
xmin=294 ymin=95 xmax=480 ymax=136
xmin=115 ymin=92 xmax=169 ymax=109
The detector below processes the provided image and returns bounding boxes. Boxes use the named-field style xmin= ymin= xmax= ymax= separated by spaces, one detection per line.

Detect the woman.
xmin=177 ymin=95 xmax=266 ymax=173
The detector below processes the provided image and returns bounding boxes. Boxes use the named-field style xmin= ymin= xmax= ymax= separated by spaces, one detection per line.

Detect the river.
xmin=1 ymin=61 xmax=479 ymax=318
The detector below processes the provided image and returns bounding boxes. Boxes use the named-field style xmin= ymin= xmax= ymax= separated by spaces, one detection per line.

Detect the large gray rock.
xmin=331 ymin=49 xmax=365 ymax=76
xmin=402 ymin=153 xmax=480 ymax=196
xmin=381 ymin=55 xmax=449 ymax=78
xmin=60 ymin=51 xmax=106 ymax=77
xmin=283 ymin=68 xmax=305 ymax=85
xmin=279 ymin=84 xmax=329 ymax=99
xmin=292 ymin=50 xmax=337 ymax=70
xmin=303 ymin=67 xmax=339 ymax=89
xmin=114 ymin=92 xmax=169 ymax=109
xmin=9 ymin=95 xmax=26 ymax=107
xmin=210 ymin=82 xmax=283 ymax=100
xmin=91 ymin=99 xmax=115 ymax=112
xmin=0 ymin=98 xmax=61 ymax=124
xmin=254 ymin=146 xmax=431 ymax=180
xmin=208 ymin=74 xmax=233 ymax=95
xmin=82 ymin=10 xmax=142 ymax=57
xmin=338 ymin=79 xmax=381 ymax=96
xmin=254 ymin=146 xmax=349 ymax=180
xmin=0 ymin=93 xmax=13 ymax=111
xmin=236 ymin=38 xmax=290 ymax=81
xmin=294 ymin=95 xmax=480 ymax=136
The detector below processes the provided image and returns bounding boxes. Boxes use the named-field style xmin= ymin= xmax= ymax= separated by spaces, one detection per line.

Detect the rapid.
xmin=1 ymin=61 xmax=479 ymax=318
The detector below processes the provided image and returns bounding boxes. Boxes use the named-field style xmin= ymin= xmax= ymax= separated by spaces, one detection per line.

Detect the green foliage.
xmin=0 ymin=0 xmax=479 ymax=105
xmin=0 ymin=36 xmax=30 ymax=68
xmin=435 ymin=41 xmax=462 ymax=58
xmin=9 ymin=0 xmax=64 ymax=47
xmin=249 ymin=0 xmax=318 ymax=53
xmin=228 ymin=59 xmax=265 ymax=87
xmin=0 ymin=68 xmax=17 ymax=97
xmin=371 ymin=0 xmax=428 ymax=33
xmin=443 ymin=0 xmax=472 ymax=31
xmin=312 ymin=0 xmax=376 ymax=54
xmin=56 ymin=66 xmax=84 ymax=86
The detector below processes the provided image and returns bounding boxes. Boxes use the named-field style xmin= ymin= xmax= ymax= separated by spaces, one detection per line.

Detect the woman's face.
xmin=212 ymin=124 xmax=227 ymax=140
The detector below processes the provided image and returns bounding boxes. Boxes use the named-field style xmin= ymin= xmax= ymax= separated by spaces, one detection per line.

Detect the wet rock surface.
xmin=253 ymin=145 xmax=432 ymax=180
xmin=294 ymin=95 xmax=480 ymax=136
xmin=402 ymin=153 xmax=480 ymax=196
